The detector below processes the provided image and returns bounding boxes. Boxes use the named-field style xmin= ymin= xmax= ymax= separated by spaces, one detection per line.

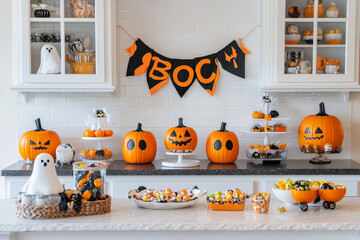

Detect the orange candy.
xmin=89 ymin=149 xmax=96 ymax=159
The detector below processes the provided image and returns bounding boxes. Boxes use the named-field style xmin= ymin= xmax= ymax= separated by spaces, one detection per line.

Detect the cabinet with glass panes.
xmin=262 ymin=0 xmax=360 ymax=92
xmin=11 ymin=0 xmax=115 ymax=101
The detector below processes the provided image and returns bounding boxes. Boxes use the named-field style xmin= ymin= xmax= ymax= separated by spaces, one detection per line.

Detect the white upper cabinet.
xmin=262 ymin=0 xmax=360 ymax=92
xmin=11 ymin=0 xmax=116 ymax=100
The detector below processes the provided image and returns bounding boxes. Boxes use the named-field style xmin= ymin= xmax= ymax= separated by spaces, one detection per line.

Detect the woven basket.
xmin=15 ymin=194 xmax=111 ymax=219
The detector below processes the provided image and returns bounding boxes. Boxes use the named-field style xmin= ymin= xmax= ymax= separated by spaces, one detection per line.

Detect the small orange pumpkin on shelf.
xmin=298 ymin=102 xmax=344 ymax=153
xmin=206 ymin=122 xmax=239 ymax=164
xmin=304 ymin=2 xmax=324 ymax=18
xmin=252 ymin=111 xmax=265 ymax=119
xmin=122 ymin=123 xmax=157 ymax=164
xmin=105 ymin=130 xmax=113 ymax=137
xmin=264 ymin=115 xmax=272 ymax=121
xmin=95 ymin=130 xmax=106 ymax=137
xmin=18 ymin=118 xmax=61 ymax=162
xmin=164 ymin=118 xmax=198 ymax=151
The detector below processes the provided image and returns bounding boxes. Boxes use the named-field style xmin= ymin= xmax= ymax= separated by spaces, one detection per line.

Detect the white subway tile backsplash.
xmin=16 ymin=0 xmax=352 ymax=161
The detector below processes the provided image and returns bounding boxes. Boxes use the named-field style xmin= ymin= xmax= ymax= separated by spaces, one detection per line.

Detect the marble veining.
xmin=2 ymin=159 xmax=360 ymax=176
xmin=1 ymin=198 xmax=360 ymax=232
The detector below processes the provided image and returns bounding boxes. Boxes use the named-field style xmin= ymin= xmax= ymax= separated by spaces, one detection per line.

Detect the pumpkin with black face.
xmin=122 ymin=123 xmax=157 ymax=164
xmin=206 ymin=122 xmax=239 ymax=163
xmin=19 ymin=118 xmax=61 ymax=162
xmin=164 ymin=118 xmax=197 ymax=151
xmin=298 ymin=102 xmax=344 ymax=153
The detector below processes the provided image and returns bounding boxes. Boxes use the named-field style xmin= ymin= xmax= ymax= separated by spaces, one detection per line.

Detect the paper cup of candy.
xmin=285 ymin=34 xmax=301 ymax=45
xmin=73 ymin=162 xmax=107 ymax=201
xmin=325 ymin=33 xmax=342 ymax=44
xmin=251 ymin=192 xmax=271 ymax=214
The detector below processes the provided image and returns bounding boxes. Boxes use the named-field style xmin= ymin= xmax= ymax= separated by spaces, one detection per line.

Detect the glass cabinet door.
xmin=24 ymin=0 xmax=104 ymax=83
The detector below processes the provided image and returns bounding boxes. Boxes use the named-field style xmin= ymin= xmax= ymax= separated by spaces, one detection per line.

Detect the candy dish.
xmin=291 ymin=188 xmax=318 ymax=212
xmin=324 ymin=33 xmax=342 ymax=44
xmin=128 ymin=186 xmax=207 ymax=210
xmin=285 ymin=34 xmax=301 ymax=45
xmin=207 ymin=189 xmax=249 ymax=211
xmin=318 ymin=184 xmax=346 ymax=209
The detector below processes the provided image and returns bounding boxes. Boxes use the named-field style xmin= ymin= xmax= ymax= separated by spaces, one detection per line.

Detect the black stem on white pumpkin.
xmin=177 ymin=118 xmax=186 ymax=127
xmin=316 ymin=102 xmax=328 ymax=116
xmin=135 ymin=123 xmax=144 ymax=132
xmin=219 ymin=122 xmax=229 ymax=132
xmin=34 ymin=118 xmax=45 ymax=132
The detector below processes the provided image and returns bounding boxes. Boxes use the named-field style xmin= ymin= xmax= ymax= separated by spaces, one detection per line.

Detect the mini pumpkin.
xmin=164 ymin=118 xmax=197 ymax=151
xmin=252 ymin=111 xmax=265 ymax=119
xmin=19 ymin=118 xmax=61 ymax=162
xmin=298 ymin=102 xmax=344 ymax=153
xmin=264 ymin=115 xmax=272 ymax=121
xmin=122 ymin=123 xmax=157 ymax=164
xmin=288 ymin=6 xmax=301 ymax=18
xmin=206 ymin=122 xmax=239 ymax=164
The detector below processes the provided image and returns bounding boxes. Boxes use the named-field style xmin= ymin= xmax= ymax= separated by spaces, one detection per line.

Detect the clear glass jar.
xmin=35 ymin=195 xmax=50 ymax=206
xmin=22 ymin=194 xmax=33 ymax=206
xmin=49 ymin=194 xmax=61 ymax=205
xmin=73 ymin=162 xmax=107 ymax=201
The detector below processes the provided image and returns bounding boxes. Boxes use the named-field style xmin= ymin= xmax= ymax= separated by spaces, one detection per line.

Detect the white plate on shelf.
xmin=82 ymin=136 xmax=114 ymax=141
xmin=129 ymin=187 xmax=207 ymax=210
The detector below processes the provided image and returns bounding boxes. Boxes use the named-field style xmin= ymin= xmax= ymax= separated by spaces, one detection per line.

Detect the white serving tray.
xmin=129 ymin=187 xmax=207 ymax=210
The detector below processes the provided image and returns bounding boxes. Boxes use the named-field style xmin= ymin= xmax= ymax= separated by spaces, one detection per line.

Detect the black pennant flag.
xmin=170 ymin=59 xmax=196 ymax=98
xmin=146 ymin=51 xmax=172 ymax=95
xmin=194 ymin=54 xmax=219 ymax=96
xmin=126 ymin=38 xmax=152 ymax=76
xmin=216 ymin=40 xmax=250 ymax=79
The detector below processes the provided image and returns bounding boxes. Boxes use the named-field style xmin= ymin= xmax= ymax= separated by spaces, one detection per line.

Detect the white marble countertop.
xmin=1 ymin=198 xmax=360 ymax=232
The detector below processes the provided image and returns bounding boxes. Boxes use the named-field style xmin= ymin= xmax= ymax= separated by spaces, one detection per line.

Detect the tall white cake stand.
xmin=162 ymin=151 xmax=200 ymax=168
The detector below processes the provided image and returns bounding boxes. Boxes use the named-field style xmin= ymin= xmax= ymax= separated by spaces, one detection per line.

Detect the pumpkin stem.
xmin=177 ymin=118 xmax=186 ymax=127
xmin=34 ymin=118 xmax=45 ymax=131
xmin=219 ymin=122 xmax=229 ymax=132
xmin=135 ymin=123 xmax=144 ymax=132
xmin=316 ymin=102 xmax=329 ymax=116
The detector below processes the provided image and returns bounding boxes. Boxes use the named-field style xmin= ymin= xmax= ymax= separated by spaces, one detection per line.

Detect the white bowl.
xmin=285 ymin=34 xmax=301 ymax=44
xmin=324 ymin=33 xmax=342 ymax=44
xmin=272 ymin=188 xmax=298 ymax=205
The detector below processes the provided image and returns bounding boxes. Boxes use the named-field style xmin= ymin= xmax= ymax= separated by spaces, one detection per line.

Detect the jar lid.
xmin=73 ymin=162 xmax=107 ymax=171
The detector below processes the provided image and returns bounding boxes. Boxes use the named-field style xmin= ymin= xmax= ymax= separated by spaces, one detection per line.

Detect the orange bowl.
xmin=291 ymin=188 xmax=318 ymax=203
xmin=208 ymin=202 xmax=245 ymax=211
xmin=318 ymin=185 xmax=346 ymax=203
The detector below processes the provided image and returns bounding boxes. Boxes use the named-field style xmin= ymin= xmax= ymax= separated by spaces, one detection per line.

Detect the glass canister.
xmin=73 ymin=162 xmax=107 ymax=201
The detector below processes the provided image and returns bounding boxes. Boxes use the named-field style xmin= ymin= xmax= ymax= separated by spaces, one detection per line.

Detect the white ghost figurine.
xmin=56 ymin=143 xmax=75 ymax=167
xmin=37 ymin=44 xmax=61 ymax=74
xmin=23 ymin=153 xmax=64 ymax=195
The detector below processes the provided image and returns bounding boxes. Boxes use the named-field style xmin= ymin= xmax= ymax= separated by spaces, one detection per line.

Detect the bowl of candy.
xmin=207 ymin=189 xmax=249 ymax=211
xmin=318 ymin=183 xmax=346 ymax=210
xmin=291 ymin=181 xmax=318 ymax=212
xmin=128 ymin=186 xmax=207 ymax=210
xmin=272 ymin=179 xmax=298 ymax=205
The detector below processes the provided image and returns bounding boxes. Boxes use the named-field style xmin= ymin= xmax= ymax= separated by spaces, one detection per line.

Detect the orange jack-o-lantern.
xmin=298 ymin=102 xmax=344 ymax=153
xmin=19 ymin=118 xmax=61 ymax=162
xmin=122 ymin=123 xmax=157 ymax=164
xmin=164 ymin=118 xmax=197 ymax=151
xmin=206 ymin=122 xmax=239 ymax=164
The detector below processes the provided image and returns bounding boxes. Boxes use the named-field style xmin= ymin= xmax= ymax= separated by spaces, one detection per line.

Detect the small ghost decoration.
xmin=56 ymin=143 xmax=75 ymax=167
xmin=22 ymin=153 xmax=64 ymax=195
xmin=37 ymin=44 xmax=61 ymax=74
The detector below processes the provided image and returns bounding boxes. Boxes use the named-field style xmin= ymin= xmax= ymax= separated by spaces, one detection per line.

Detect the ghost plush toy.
xmin=23 ymin=153 xmax=64 ymax=195
xmin=37 ymin=44 xmax=61 ymax=74
xmin=56 ymin=143 xmax=75 ymax=167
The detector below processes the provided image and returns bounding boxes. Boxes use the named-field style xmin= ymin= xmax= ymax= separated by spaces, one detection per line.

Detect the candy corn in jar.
xmin=251 ymin=192 xmax=271 ymax=214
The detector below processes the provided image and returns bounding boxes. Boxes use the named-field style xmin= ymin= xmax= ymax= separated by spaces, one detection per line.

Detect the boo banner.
xmin=126 ymin=38 xmax=251 ymax=97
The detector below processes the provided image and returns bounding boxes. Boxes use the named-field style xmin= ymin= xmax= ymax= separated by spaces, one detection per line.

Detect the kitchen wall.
xmin=14 ymin=0 xmax=351 ymax=162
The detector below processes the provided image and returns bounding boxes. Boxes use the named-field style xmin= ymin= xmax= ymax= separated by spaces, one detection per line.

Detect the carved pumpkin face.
xmin=19 ymin=118 xmax=61 ymax=162
xmin=298 ymin=102 xmax=344 ymax=153
xmin=206 ymin=122 xmax=239 ymax=164
xmin=164 ymin=118 xmax=198 ymax=151
xmin=122 ymin=123 xmax=157 ymax=164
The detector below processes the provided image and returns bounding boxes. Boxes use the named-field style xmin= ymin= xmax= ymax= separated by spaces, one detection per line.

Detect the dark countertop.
xmin=2 ymin=159 xmax=360 ymax=176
